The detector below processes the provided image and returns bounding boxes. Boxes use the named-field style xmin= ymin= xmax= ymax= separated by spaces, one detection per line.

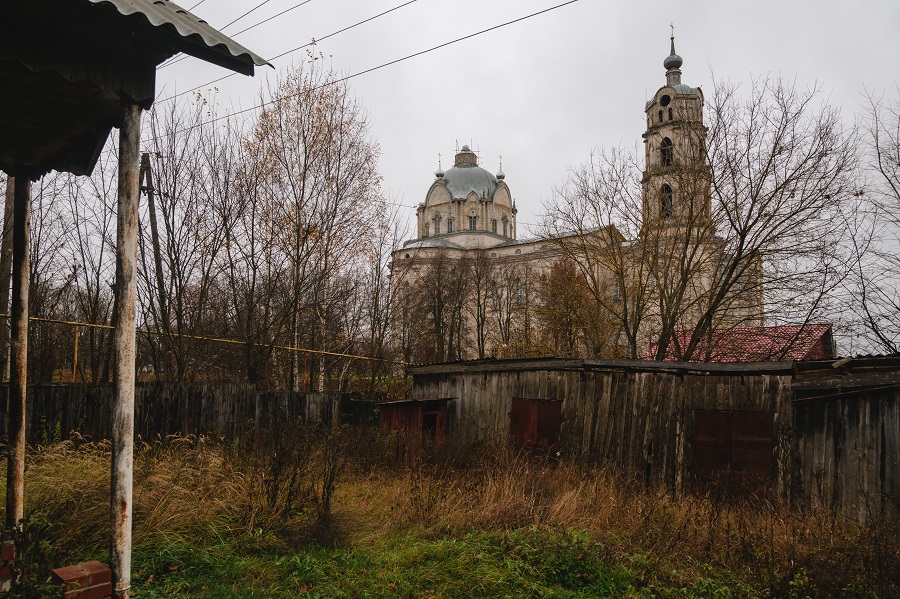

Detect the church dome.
xmin=441 ymin=145 xmax=500 ymax=200
xmin=663 ymin=38 xmax=683 ymax=70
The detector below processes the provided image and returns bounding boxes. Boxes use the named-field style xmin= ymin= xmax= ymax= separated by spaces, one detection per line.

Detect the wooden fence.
xmin=409 ymin=357 xmax=900 ymax=522
xmin=793 ymin=363 xmax=900 ymax=522
xmin=0 ymin=383 xmax=373 ymax=444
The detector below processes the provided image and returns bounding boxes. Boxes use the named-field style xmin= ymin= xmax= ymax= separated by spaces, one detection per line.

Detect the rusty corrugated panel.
xmin=692 ymin=409 xmax=774 ymax=498
xmin=87 ymin=0 xmax=269 ymax=72
xmin=509 ymin=398 xmax=561 ymax=451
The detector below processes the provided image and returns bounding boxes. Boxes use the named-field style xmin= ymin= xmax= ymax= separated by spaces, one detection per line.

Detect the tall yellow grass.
xmin=1 ymin=432 xmax=896 ymax=596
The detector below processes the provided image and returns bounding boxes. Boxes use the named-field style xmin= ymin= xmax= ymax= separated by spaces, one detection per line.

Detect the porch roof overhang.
xmin=0 ymin=0 xmax=269 ymax=178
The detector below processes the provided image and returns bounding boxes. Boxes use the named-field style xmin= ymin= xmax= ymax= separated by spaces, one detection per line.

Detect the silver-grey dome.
xmin=664 ymin=38 xmax=683 ymax=70
xmin=442 ymin=164 xmax=499 ymax=200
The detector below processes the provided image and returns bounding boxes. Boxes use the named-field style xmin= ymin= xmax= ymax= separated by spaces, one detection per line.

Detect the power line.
xmin=220 ymin=0 xmax=277 ymax=31
xmin=233 ymin=0 xmax=316 ymax=36
xmin=158 ymin=0 xmax=280 ymax=70
xmin=166 ymin=0 xmax=582 ymax=135
xmin=3 ymin=314 xmax=405 ymax=365
xmin=161 ymin=0 xmax=320 ymax=70
xmin=159 ymin=0 xmax=420 ymax=102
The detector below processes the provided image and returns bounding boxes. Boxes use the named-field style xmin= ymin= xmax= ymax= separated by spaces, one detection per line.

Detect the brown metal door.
xmin=509 ymin=398 xmax=561 ymax=451
xmin=509 ymin=398 xmax=538 ymax=448
xmin=731 ymin=411 xmax=774 ymax=495
xmin=693 ymin=409 xmax=733 ymax=494
xmin=536 ymin=400 xmax=562 ymax=450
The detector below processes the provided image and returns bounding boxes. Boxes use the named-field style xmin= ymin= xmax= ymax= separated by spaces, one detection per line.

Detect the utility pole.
xmin=0 ymin=177 xmax=14 ymax=382
xmin=110 ymin=101 xmax=141 ymax=599
xmin=140 ymin=153 xmax=168 ymax=331
xmin=6 ymin=174 xmax=30 ymax=532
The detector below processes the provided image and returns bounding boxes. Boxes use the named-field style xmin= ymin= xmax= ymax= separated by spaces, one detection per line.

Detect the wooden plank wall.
xmin=0 ymin=384 xmax=347 ymax=443
xmin=412 ymin=365 xmax=795 ymax=500
xmin=793 ymin=391 xmax=899 ymax=522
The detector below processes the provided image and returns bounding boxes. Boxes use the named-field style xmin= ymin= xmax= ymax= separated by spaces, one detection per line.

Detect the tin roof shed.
xmin=0 ymin=0 xmax=269 ymax=177
xmin=1 ymin=2 xmax=267 ymax=596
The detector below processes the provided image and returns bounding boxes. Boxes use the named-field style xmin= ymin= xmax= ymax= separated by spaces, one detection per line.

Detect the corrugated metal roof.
xmin=88 ymin=0 xmax=270 ymax=73
xmin=645 ymin=324 xmax=834 ymax=363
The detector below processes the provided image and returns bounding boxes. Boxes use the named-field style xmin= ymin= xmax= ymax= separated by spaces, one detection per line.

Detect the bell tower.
xmin=641 ymin=31 xmax=711 ymax=229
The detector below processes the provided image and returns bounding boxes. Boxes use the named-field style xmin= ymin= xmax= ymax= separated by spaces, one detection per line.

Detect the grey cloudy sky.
xmin=156 ymin=0 xmax=900 ymax=236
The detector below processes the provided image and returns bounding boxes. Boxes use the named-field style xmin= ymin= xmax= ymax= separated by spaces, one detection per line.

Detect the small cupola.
xmin=455 ymin=145 xmax=477 ymax=167
xmin=664 ymin=33 xmax=683 ymax=86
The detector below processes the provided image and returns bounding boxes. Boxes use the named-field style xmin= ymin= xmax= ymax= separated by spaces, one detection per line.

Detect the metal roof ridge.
xmin=88 ymin=0 xmax=271 ymax=69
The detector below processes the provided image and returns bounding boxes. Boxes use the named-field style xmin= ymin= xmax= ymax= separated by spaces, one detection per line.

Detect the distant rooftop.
xmin=645 ymin=324 xmax=835 ymax=363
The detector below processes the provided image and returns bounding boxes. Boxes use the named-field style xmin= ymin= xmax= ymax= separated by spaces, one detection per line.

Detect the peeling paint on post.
xmin=5 ymin=177 xmax=30 ymax=532
xmin=110 ymin=101 xmax=141 ymax=599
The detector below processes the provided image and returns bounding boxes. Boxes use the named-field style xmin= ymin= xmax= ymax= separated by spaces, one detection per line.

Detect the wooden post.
xmin=110 ymin=101 xmax=140 ymax=599
xmin=0 ymin=176 xmax=14 ymax=383
xmin=5 ymin=176 xmax=30 ymax=532
xmin=140 ymin=153 xmax=168 ymax=331
xmin=72 ymin=324 xmax=79 ymax=382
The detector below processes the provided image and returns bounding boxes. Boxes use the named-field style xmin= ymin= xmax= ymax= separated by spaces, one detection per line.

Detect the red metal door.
xmin=692 ymin=409 xmax=773 ymax=497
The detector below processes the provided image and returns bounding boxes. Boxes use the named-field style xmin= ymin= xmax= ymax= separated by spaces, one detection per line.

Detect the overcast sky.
xmin=156 ymin=0 xmax=900 ymax=237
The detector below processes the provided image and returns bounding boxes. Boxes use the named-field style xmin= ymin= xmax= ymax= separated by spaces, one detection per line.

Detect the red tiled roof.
xmin=645 ymin=324 xmax=834 ymax=363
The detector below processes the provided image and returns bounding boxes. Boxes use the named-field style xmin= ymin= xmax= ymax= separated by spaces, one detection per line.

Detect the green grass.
xmin=129 ymin=528 xmax=735 ymax=598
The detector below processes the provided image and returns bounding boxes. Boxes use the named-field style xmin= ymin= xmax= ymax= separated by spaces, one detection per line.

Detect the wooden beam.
xmin=110 ymin=101 xmax=140 ymax=599
xmin=5 ymin=176 xmax=30 ymax=531
xmin=792 ymin=371 xmax=900 ymax=391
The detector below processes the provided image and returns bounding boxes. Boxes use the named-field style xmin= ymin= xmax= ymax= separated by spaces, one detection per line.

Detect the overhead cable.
xmin=159 ymin=0 xmax=420 ymax=101
xmin=168 ymin=0 xmax=582 ymax=135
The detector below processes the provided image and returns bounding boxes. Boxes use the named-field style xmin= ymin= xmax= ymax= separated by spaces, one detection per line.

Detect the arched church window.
xmin=424 ymin=223 xmax=430 ymax=237
xmin=469 ymin=216 xmax=477 ymax=231
xmin=502 ymin=216 xmax=508 ymax=238
xmin=434 ymin=215 xmax=441 ymax=235
xmin=660 ymin=184 xmax=674 ymax=219
xmin=668 ymin=107 xmax=673 ymax=120
xmin=658 ymin=110 xmax=663 ymax=123
xmin=661 ymin=137 xmax=674 ymax=167
xmin=491 ymin=219 xmax=497 ymax=234
xmin=447 ymin=218 xmax=453 ymax=233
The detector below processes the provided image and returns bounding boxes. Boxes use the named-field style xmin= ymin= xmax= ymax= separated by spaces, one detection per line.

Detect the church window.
xmin=469 ymin=216 xmax=477 ymax=231
xmin=658 ymin=110 xmax=663 ymax=123
xmin=447 ymin=218 xmax=453 ymax=233
xmin=434 ymin=215 xmax=441 ymax=235
xmin=661 ymin=137 xmax=674 ymax=167
xmin=491 ymin=219 xmax=497 ymax=233
xmin=502 ymin=218 xmax=508 ymax=238
xmin=660 ymin=184 xmax=674 ymax=218
xmin=668 ymin=107 xmax=673 ymax=120
xmin=424 ymin=223 xmax=430 ymax=237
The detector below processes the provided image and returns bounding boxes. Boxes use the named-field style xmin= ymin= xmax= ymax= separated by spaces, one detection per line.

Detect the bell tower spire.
xmin=640 ymin=31 xmax=711 ymax=231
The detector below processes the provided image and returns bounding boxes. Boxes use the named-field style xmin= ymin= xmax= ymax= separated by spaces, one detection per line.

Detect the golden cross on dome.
xmin=670 ymin=22 xmax=675 ymax=40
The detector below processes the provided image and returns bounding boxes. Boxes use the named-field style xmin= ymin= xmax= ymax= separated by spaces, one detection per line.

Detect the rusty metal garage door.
xmin=693 ymin=409 xmax=773 ymax=498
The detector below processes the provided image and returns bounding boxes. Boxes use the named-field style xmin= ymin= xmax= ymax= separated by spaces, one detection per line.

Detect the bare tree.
xmin=243 ymin=56 xmax=384 ymax=389
xmin=544 ymin=77 xmax=858 ymax=361
xmin=846 ymin=89 xmax=900 ymax=353
xmin=467 ymin=250 xmax=493 ymax=359
xmin=63 ymin=145 xmax=118 ymax=383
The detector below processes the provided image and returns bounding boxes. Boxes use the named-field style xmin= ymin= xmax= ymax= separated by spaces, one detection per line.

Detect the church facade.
xmin=391 ymin=39 xmax=763 ymax=364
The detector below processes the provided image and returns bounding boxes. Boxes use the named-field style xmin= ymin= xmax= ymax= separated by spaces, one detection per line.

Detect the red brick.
xmin=62 ymin=582 xmax=111 ymax=599
xmin=0 ymin=564 xmax=12 ymax=582
xmin=0 ymin=542 xmax=13 ymax=562
xmin=76 ymin=561 xmax=111 ymax=586
xmin=52 ymin=561 xmax=113 ymax=599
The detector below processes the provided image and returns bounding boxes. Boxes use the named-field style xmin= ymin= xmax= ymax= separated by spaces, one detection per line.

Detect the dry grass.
xmin=1 ymin=432 xmax=897 ymax=597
